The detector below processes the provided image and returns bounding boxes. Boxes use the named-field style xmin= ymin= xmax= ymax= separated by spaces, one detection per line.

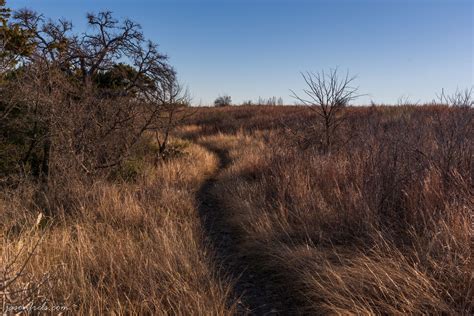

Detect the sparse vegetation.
xmin=183 ymin=104 xmax=473 ymax=314
xmin=1 ymin=1 xmax=472 ymax=314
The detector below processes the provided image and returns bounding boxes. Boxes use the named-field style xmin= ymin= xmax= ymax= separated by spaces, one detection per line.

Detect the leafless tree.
xmin=214 ymin=94 xmax=232 ymax=107
xmin=291 ymin=68 xmax=361 ymax=153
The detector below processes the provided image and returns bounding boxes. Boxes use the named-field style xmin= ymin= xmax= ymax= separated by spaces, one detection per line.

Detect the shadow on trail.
xmin=195 ymin=143 xmax=300 ymax=315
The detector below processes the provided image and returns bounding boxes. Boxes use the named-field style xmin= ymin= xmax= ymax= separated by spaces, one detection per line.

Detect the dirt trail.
xmin=196 ymin=146 xmax=283 ymax=315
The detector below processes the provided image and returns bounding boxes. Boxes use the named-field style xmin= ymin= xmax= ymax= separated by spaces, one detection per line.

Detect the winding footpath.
xmin=196 ymin=146 xmax=283 ymax=315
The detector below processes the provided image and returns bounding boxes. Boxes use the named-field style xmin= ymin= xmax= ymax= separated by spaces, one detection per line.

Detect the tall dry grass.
xmin=1 ymin=137 xmax=236 ymax=314
xmin=186 ymin=105 xmax=473 ymax=314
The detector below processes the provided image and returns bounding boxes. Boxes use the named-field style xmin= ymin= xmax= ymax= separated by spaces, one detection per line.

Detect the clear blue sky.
xmin=10 ymin=0 xmax=474 ymax=105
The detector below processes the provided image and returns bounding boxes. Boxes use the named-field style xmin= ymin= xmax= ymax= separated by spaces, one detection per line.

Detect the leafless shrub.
xmin=291 ymin=68 xmax=361 ymax=153
xmin=429 ymin=108 xmax=473 ymax=181
xmin=437 ymin=87 xmax=474 ymax=107
xmin=145 ymin=77 xmax=194 ymax=161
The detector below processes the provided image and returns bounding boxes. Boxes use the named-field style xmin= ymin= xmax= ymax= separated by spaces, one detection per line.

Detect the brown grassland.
xmin=1 ymin=136 xmax=236 ymax=314
xmin=1 ymin=3 xmax=472 ymax=314
xmin=1 ymin=104 xmax=473 ymax=314
xmin=181 ymin=104 xmax=473 ymax=314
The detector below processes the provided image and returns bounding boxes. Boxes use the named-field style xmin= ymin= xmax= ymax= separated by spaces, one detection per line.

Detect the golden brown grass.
xmin=185 ymin=105 xmax=473 ymax=314
xmin=2 ymin=105 xmax=472 ymax=314
xmin=1 ymin=138 xmax=236 ymax=314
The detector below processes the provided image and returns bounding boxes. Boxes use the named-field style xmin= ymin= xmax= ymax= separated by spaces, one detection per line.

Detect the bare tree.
xmin=291 ymin=68 xmax=361 ymax=153
xmin=214 ymin=94 xmax=231 ymax=107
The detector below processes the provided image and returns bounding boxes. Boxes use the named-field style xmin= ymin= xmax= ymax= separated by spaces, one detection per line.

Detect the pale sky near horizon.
xmin=9 ymin=0 xmax=474 ymax=105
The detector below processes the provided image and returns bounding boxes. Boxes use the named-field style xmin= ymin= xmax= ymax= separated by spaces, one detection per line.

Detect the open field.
xmin=1 ymin=1 xmax=473 ymax=314
xmin=179 ymin=105 xmax=473 ymax=314
xmin=3 ymin=104 xmax=472 ymax=314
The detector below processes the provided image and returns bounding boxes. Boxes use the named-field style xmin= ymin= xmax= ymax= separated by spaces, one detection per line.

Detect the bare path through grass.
xmin=196 ymin=142 xmax=283 ymax=315
xmin=180 ymin=105 xmax=473 ymax=315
